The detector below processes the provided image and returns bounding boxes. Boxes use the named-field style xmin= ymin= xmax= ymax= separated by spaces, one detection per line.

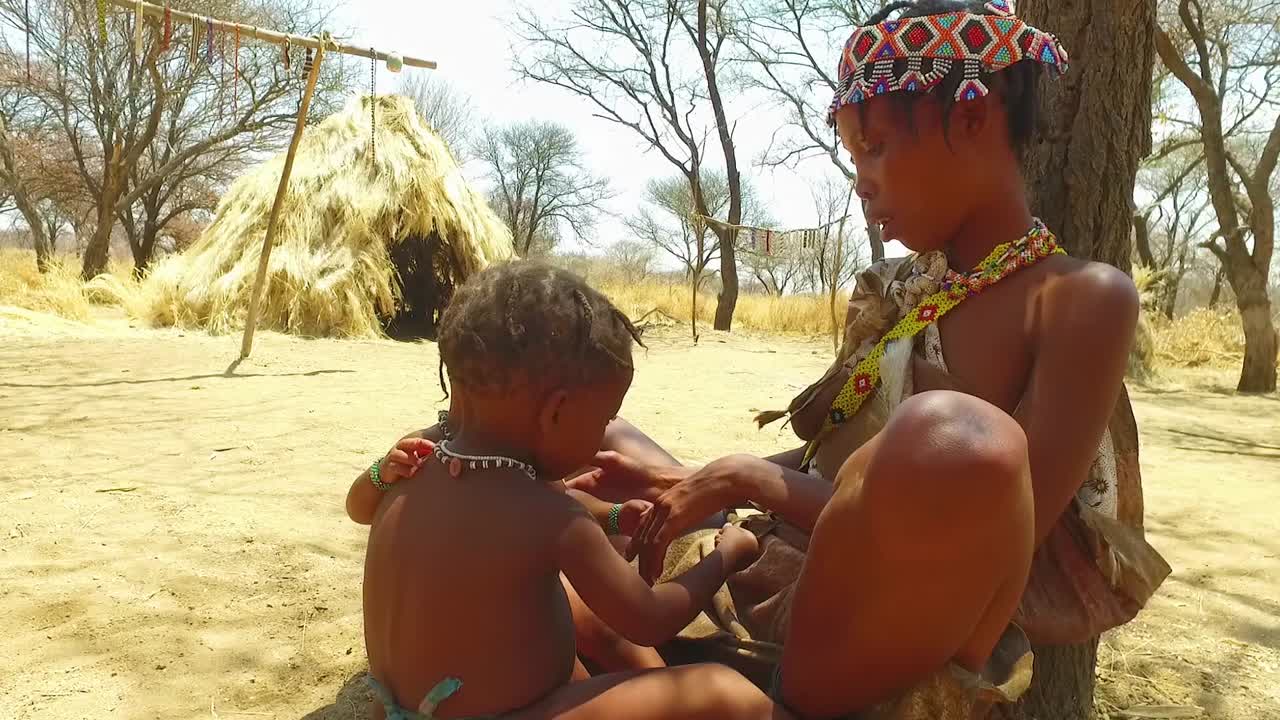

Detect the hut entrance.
xmin=385 ymin=233 xmax=463 ymax=340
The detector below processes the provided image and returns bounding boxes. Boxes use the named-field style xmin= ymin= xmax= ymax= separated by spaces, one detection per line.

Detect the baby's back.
xmin=363 ymin=467 xmax=577 ymax=719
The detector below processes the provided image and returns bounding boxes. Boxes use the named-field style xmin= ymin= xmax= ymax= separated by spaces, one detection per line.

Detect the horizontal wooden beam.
xmin=105 ymin=0 xmax=437 ymax=70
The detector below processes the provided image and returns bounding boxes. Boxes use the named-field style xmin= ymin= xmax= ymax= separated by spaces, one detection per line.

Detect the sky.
xmin=327 ymin=0 xmax=907 ymax=263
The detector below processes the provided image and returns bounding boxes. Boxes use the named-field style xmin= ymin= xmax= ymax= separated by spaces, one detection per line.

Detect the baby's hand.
xmin=715 ymin=524 xmax=761 ymax=573
xmin=617 ymin=499 xmax=652 ymax=537
xmin=379 ymin=437 xmax=435 ymax=484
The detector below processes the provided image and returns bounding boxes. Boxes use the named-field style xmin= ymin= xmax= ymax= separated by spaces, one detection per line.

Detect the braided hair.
xmin=856 ymin=0 xmax=1042 ymax=158
xmin=437 ymin=260 xmax=645 ymax=396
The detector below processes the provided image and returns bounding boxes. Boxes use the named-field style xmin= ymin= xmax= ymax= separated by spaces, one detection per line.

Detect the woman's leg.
xmin=600 ymin=417 xmax=683 ymax=467
xmin=509 ymin=664 xmax=793 ymax=720
xmin=780 ymin=391 xmax=1036 ymax=718
xmin=562 ymin=573 xmax=666 ymax=673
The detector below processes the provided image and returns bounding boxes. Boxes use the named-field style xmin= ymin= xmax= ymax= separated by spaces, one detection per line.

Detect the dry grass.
xmin=595 ymin=278 xmax=847 ymax=337
xmin=4 ymin=246 xmax=1276 ymax=371
xmin=0 ymin=249 xmax=117 ymax=321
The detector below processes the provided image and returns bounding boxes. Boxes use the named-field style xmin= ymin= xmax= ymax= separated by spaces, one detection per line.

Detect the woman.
xmin=569 ymin=2 xmax=1169 ymax=717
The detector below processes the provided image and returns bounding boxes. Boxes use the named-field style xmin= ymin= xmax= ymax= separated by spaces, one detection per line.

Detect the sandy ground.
xmin=0 ymin=307 xmax=1277 ymax=720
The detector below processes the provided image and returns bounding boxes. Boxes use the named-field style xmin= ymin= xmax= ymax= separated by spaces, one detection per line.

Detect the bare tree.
xmin=3 ymin=0 xmax=351 ymax=279
xmin=516 ymin=0 xmax=747 ymax=331
xmin=396 ymin=73 xmax=475 ymax=161
xmin=1154 ymin=0 xmax=1279 ymax=392
xmin=733 ymin=0 xmax=885 ymax=263
xmin=1001 ymin=0 xmax=1158 ymax=717
xmin=0 ymin=83 xmax=52 ymax=270
xmin=606 ymin=238 xmax=657 ymax=282
xmin=627 ymin=172 xmax=724 ymax=283
xmin=472 ymin=119 xmax=612 ymax=257
xmin=804 ymin=173 xmax=864 ymax=295
xmin=1135 ymin=147 xmax=1215 ymax=318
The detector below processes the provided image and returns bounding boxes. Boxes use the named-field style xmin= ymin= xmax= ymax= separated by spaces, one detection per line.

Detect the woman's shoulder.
xmin=1034 ymin=255 xmax=1140 ymax=350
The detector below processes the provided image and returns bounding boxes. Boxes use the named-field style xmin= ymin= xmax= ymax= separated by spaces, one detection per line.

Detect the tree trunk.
xmin=1231 ymin=266 xmax=1278 ymax=393
xmin=132 ymin=218 xmax=160 ymax=280
xmin=81 ymin=206 xmax=116 ymax=280
xmin=866 ymin=210 xmax=885 ymax=263
xmin=991 ymin=639 xmax=1100 ymax=720
xmin=1015 ymin=0 xmax=1155 ymax=716
xmin=1209 ymin=266 xmax=1224 ymax=306
xmin=714 ymin=226 xmax=739 ymax=331
xmin=1020 ymin=0 xmax=1154 ymax=274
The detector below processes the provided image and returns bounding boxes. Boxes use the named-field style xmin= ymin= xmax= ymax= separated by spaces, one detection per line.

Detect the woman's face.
xmin=835 ymin=97 xmax=982 ymax=254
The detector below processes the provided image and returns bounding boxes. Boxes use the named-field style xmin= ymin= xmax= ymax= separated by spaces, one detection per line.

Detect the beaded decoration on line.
xmin=803 ymin=221 xmax=1064 ymax=465
xmin=434 ymin=440 xmax=538 ymax=482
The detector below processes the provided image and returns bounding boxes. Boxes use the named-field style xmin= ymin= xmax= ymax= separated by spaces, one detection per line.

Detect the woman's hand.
xmin=565 ymin=451 xmax=688 ymax=504
xmin=627 ymin=454 xmax=760 ymax=584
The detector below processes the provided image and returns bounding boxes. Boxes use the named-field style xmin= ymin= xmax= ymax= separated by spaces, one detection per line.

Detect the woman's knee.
xmin=869 ymin=391 xmax=1032 ymax=522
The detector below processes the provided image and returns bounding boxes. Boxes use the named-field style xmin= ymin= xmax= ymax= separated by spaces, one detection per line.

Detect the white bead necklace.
xmin=434 ymin=440 xmax=539 ymax=481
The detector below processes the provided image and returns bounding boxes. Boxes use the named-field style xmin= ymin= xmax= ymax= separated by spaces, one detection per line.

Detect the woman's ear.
xmin=955 ymin=94 xmax=992 ymax=142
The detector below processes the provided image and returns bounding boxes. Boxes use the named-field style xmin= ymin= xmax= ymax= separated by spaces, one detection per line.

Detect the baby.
xmin=348 ymin=260 xmax=790 ymax=720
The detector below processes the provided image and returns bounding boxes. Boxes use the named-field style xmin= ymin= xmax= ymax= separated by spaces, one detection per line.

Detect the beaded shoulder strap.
xmin=803 ymin=223 xmax=1064 ymax=464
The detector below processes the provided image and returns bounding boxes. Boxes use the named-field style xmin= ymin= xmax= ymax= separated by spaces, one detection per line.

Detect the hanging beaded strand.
xmin=97 ymin=0 xmax=107 ymax=48
xmin=233 ymin=26 xmax=241 ymax=116
xmin=189 ymin=16 xmax=198 ymax=65
xmin=133 ymin=0 xmax=143 ymax=54
xmin=369 ymin=49 xmax=377 ymax=169
xmin=24 ymin=0 xmax=30 ymax=81
xmin=205 ymin=18 xmax=214 ymax=63
xmin=161 ymin=3 xmax=172 ymax=53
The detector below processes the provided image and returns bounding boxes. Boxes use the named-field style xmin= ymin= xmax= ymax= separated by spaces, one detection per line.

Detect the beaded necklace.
xmin=804 ymin=220 xmax=1064 ymax=464
xmin=434 ymin=439 xmax=538 ymax=482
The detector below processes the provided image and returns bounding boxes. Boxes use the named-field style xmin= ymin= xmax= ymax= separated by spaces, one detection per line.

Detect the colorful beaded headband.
xmin=827 ymin=0 xmax=1069 ymax=125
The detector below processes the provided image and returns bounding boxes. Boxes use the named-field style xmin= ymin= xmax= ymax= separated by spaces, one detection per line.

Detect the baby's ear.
xmin=539 ymin=388 xmax=570 ymax=430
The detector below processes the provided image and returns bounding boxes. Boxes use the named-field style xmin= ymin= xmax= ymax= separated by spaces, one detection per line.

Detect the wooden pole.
xmin=239 ymin=46 xmax=324 ymax=359
xmin=105 ymin=0 xmax=437 ymax=68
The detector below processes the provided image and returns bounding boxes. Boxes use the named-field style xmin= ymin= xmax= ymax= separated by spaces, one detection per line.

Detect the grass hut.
xmin=142 ymin=94 xmax=512 ymax=338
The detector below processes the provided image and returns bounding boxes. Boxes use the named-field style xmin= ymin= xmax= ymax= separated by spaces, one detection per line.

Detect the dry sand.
xmin=1 ymin=307 xmax=1276 ymax=720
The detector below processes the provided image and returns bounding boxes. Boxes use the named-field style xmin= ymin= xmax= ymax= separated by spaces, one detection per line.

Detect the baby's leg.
xmin=509 ymin=664 xmax=793 ymax=720
xmin=562 ymin=573 xmax=665 ymax=673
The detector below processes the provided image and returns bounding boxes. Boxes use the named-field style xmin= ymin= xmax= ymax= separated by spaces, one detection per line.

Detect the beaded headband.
xmin=827 ymin=0 xmax=1069 ymax=125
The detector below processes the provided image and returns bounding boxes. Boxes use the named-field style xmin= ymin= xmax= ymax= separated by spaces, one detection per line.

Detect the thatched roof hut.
xmin=143 ymin=94 xmax=513 ymax=338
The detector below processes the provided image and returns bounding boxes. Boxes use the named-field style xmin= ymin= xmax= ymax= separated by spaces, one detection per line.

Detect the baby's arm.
xmin=564 ymin=489 xmax=648 ymax=537
xmin=345 ymin=424 xmax=444 ymax=525
xmin=558 ymin=505 xmax=757 ymax=647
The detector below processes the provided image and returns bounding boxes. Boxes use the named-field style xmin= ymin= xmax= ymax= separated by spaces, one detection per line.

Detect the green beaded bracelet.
xmin=369 ymin=458 xmax=391 ymax=492
xmin=606 ymin=503 xmax=623 ymax=536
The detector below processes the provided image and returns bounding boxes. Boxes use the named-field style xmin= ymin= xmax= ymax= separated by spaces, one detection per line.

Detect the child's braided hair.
xmin=857 ymin=0 xmax=1043 ymax=158
xmin=437 ymin=260 xmax=645 ymax=395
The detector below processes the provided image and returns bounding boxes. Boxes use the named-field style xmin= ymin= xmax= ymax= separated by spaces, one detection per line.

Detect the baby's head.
xmin=437 ymin=260 xmax=643 ymax=479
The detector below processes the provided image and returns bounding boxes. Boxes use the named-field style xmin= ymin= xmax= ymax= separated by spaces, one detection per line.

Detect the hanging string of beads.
xmin=98 ymin=0 xmax=107 ymax=48
xmin=369 ymin=49 xmax=377 ymax=169
xmin=300 ymin=47 xmax=313 ymax=115
xmin=205 ymin=18 xmax=214 ymax=62
xmin=189 ymin=16 xmax=197 ymax=65
xmin=133 ymin=0 xmax=143 ymax=53
xmin=161 ymin=3 xmax=172 ymax=53
xmin=233 ymin=26 xmax=241 ymax=116
xmin=24 ymin=0 xmax=30 ymax=81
